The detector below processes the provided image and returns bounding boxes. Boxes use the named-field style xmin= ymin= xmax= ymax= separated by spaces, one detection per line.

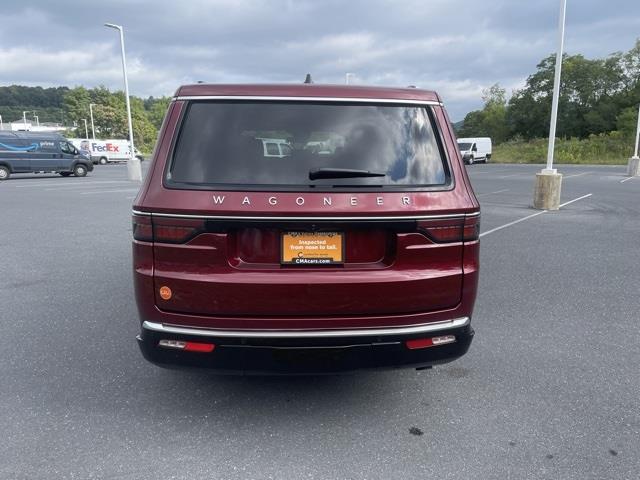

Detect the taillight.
xmin=132 ymin=215 xmax=205 ymax=244
xmin=417 ymin=215 xmax=479 ymax=243
xmin=132 ymin=215 xmax=153 ymax=242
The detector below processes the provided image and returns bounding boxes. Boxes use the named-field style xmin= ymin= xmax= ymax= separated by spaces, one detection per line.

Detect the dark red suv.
xmin=132 ymin=83 xmax=479 ymax=374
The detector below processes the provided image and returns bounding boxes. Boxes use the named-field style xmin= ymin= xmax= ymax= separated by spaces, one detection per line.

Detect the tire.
xmin=73 ymin=164 xmax=88 ymax=177
xmin=99 ymin=157 xmax=108 ymax=165
xmin=59 ymin=172 xmax=72 ymax=177
xmin=468 ymin=155 xmax=474 ymax=165
xmin=0 ymin=165 xmax=10 ymax=180
xmin=485 ymin=154 xmax=491 ymax=163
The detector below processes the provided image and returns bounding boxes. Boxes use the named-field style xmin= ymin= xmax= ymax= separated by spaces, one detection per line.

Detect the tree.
xmin=458 ymin=83 xmax=509 ymax=144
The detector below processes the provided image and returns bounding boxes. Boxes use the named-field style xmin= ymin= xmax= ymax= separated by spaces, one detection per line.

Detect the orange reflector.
xmin=406 ymin=335 xmax=456 ymax=350
xmin=159 ymin=286 xmax=172 ymax=300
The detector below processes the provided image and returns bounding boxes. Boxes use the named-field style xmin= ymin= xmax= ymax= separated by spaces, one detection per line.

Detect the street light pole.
xmin=83 ymin=119 xmax=89 ymax=139
xmin=23 ymin=111 xmax=28 ymax=131
xmin=89 ymin=103 xmax=96 ymax=140
xmin=627 ymin=102 xmax=640 ymax=176
xmin=533 ymin=0 xmax=567 ymax=210
xmin=34 ymin=115 xmax=39 ymax=127
xmin=545 ymin=0 xmax=567 ymax=173
xmin=633 ymin=103 xmax=640 ymax=159
xmin=104 ymin=22 xmax=141 ymax=182
xmin=0 ymin=115 xmax=3 ymax=130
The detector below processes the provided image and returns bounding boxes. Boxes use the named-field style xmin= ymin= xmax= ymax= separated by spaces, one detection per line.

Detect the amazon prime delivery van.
xmin=0 ymin=131 xmax=93 ymax=180
xmin=69 ymin=139 xmax=143 ymax=165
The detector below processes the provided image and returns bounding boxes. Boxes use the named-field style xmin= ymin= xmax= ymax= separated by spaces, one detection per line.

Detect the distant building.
xmin=8 ymin=120 xmax=67 ymax=133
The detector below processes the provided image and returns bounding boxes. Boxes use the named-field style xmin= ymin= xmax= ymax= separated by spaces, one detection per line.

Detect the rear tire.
xmin=485 ymin=154 xmax=491 ymax=163
xmin=468 ymin=155 xmax=474 ymax=165
xmin=73 ymin=164 xmax=88 ymax=177
xmin=99 ymin=157 xmax=108 ymax=165
xmin=59 ymin=172 xmax=72 ymax=177
xmin=0 ymin=165 xmax=10 ymax=180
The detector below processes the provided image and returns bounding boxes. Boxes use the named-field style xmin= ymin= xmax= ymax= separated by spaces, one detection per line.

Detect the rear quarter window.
xmin=167 ymin=101 xmax=451 ymax=191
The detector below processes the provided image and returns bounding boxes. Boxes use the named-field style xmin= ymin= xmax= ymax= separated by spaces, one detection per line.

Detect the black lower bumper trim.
xmin=137 ymin=324 xmax=474 ymax=374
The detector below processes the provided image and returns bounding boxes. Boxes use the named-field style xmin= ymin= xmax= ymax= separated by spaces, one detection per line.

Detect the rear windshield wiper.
xmin=309 ymin=168 xmax=387 ymax=181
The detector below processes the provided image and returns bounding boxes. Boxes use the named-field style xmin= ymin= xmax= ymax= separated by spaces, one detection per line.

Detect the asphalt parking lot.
xmin=1 ymin=162 xmax=639 ymax=479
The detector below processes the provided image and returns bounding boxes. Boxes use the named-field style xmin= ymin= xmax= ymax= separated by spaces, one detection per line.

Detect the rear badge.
xmin=281 ymin=231 xmax=344 ymax=265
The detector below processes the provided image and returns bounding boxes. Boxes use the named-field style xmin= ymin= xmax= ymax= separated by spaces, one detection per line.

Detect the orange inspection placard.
xmin=281 ymin=232 xmax=344 ymax=265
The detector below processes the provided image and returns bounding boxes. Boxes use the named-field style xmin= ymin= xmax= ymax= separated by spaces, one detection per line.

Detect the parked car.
xmin=0 ymin=132 xmax=94 ymax=180
xmin=457 ymin=137 xmax=492 ymax=164
xmin=132 ymin=83 xmax=480 ymax=374
xmin=68 ymin=138 xmax=144 ymax=165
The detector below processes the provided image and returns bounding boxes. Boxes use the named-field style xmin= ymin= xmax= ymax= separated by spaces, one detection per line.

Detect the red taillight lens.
xmin=417 ymin=215 xmax=479 ymax=243
xmin=132 ymin=215 xmax=205 ymax=244
xmin=132 ymin=215 xmax=153 ymax=242
xmin=158 ymin=339 xmax=215 ymax=353
xmin=406 ymin=335 xmax=456 ymax=350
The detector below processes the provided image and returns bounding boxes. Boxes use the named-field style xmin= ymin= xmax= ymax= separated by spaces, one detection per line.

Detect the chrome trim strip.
xmin=132 ymin=209 xmax=151 ymax=216
xmin=131 ymin=211 xmax=479 ymax=221
xmin=173 ymin=95 xmax=442 ymax=106
xmin=142 ymin=317 xmax=469 ymax=339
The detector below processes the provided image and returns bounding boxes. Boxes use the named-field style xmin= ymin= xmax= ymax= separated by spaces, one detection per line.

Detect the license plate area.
xmin=281 ymin=231 xmax=344 ymax=265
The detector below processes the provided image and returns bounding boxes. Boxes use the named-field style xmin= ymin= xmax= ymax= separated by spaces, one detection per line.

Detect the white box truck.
xmin=69 ymin=139 xmax=143 ymax=165
xmin=457 ymin=137 xmax=492 ymax=165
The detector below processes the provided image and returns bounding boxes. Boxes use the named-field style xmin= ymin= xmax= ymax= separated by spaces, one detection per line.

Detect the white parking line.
xmin=620 ymin=176 xmax=636 ymax=183
xmin=558 ymin=193 xmax=592 ymax=208
xmin=498 ymin=173 xmax=523 ymax=179
xmin=477 ymin=189 xmax=510 ymax=197
xmin=80 ymin=189 xmax=140 ymax=195
xmin=564 ymin=172 xmax=591 ymax=179
xmin=480 ymin=193 xmax=593 ymax=238
xmin=15 ymin=181 xmax=132 ymax=188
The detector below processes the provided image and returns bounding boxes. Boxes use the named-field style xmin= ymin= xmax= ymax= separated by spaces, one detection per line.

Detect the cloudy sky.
xmin=0 ymin=0 xmax=639 ymax=120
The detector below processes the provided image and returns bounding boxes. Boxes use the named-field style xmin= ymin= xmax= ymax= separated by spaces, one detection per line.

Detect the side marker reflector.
xmin=159 ymin=286 xmax=172 ymax=300
xmin=406 ymin=335 xmax=456 ymax=350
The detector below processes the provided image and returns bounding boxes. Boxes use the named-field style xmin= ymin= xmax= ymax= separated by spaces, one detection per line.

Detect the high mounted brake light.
xmin=132 ymin=215 xmax=205 ymax=244
xmin=417 ymin=215 xmax=479 ymax=243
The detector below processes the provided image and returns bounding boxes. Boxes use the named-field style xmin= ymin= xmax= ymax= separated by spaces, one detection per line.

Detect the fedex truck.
xmin=69 ymin=139 xmax=143 ymax=165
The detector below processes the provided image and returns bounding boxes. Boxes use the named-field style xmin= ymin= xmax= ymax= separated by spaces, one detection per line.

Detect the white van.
xmin=69 ymin=139 xmax=143 ymax=165
xmin=457 ymin=137 xmax=492 ymax=165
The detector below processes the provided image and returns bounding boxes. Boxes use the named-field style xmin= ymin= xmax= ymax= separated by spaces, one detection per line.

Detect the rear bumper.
xmin=136 ymin=317 xmax=474 ymax=374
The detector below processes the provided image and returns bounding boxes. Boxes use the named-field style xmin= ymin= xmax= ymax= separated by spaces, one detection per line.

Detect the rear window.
xmin=167 ymin=101 xmax=450 ymax=190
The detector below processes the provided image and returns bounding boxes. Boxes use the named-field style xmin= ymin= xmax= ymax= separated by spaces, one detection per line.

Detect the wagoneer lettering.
xmin=133 ymin=83 xmax=480 ymax=374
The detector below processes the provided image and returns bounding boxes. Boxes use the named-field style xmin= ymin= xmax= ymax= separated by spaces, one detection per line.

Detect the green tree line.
xmin=0 ymin=85 xmax=170 ymax=153
xmin=457 ymin=39 xmax=640 ymax=157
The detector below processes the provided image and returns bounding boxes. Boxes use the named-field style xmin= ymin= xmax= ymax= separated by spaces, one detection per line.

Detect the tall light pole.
xmin=104 ymin=22 xmax=141 ymax=182
xmin=0 ymin=114 xmax=3 ymax=130
xmin=627 ymin=102 xmax=640 ymax=176
xmin=23 ymin=111 xmax=29 ymax=131
xmin=33 ymin=115 xmax=39 ymax=127
xmin=83 ymin=119 xmax=89 ymax=139
xmin=89 ymin=103 xmax=96 ymax=140
xmin=533 ymin=0 xmax=566 ymax=210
